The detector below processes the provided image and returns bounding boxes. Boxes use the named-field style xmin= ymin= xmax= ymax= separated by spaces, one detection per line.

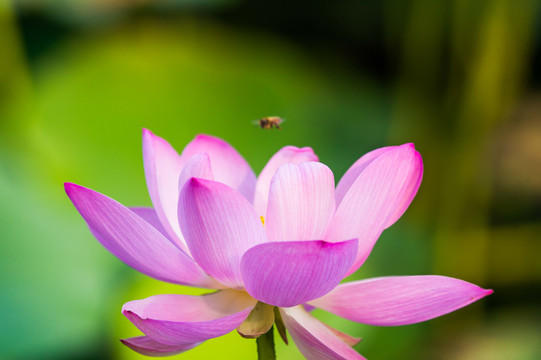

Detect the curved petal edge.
xmin=120 ymin=336 xmax=200 ymax=357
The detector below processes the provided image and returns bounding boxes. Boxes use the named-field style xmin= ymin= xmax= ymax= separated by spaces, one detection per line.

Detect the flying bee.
xmin=254 ymin=116 xmax=284 ymax=130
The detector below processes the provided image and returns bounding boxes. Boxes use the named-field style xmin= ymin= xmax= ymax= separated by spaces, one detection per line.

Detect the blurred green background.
xmin=1 ymin=0 xmax=540 ymax=359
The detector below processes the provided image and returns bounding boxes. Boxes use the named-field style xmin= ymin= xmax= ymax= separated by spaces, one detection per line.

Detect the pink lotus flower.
xmin=65 ymin=129 xmax=492 ymax=359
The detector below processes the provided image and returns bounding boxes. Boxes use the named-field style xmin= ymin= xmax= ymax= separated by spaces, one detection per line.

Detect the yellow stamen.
xmin=260 ymin=216 xmax=265 ymax=226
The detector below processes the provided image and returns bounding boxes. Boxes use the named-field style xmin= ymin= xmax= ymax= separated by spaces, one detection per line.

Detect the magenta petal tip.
xmin=402 ymin=142 xmax=415 ymax=149
xmin=142 ymin=128 xmax=158 ymax=142
xmin=185 ymin=177 xmax=214 ymax=192
xmin=64 ymin=182 xmax=86 ymax=196
xmin=192 ymin=133 xmax=227 ymax=145
xmin=188 ymin=176 xmax=203 ymax=186
xmin=64 ymin=181 xmax=76 ymax=189
xmin=64 ymin=182 xmax=73 ymax=192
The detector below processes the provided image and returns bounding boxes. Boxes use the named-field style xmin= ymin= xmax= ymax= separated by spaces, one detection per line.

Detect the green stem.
xmin=256 ymin=325 xmax=276 ymax=360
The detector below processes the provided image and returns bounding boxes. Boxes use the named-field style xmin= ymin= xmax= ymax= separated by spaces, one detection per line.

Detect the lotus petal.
xmin=120 ymin=336 xmax=200 ymax=357
xmin=181 ymin=134 xmax=256 ymax=202
xmin=280 ymin=307 xmax=365 ymax=360
xmin=254 ymin=146 xmax=318 ymax=215
xmin=123 ymin=290 xmax=256 ymax=345
xmin=142 ymin=129 xmax=188 ymax=251
xmin=325 ymin=144 xmax=422 ymax=274
xmin=179 ymin=178 xmax=266 ymax=288
xmin=266 ymin=162 xmax=335 ymax=242
xmin=240 ymin=239 xmax=357 ymax=307
xmin=65 ymin=183 xmax=217 ymax=288
xmin=335 ymin=146 xmax=394 ymax=206
xmin=309 ymin=275 xmax=493 ymax=326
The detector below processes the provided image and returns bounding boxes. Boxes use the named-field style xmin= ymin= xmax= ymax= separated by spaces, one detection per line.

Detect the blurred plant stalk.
xmin=0 ymin=0 xmax=33 ymax=144
xmin=386 ymin=0 xmax=537 ymax=335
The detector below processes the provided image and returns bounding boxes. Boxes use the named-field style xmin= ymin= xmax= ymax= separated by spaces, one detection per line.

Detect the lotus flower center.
xmin=260 ymin=216 xmax=265 ymax=226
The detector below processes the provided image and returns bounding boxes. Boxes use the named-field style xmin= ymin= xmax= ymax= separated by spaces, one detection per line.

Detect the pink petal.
xmin=181 ymin=134 xmax=256 ymax=202
xmin=324 ymin=326 xmax=361 ymax=347
xmin=123 ymin=290 xmax=256 ymax=345
xmin=130 ymin=207 xmax=171 ymax=241
xmin=325 ymin=144 xmax=423 ymax=273
xmin=280 ymin=307 xmax=366 ymax=360
xmin=120 ymin=336 xmax=199 ymax=357
xmin=266 ymin=162 xmax=335 ymax=242
xmin=308 ymin=276 xmax=493 ymax=326
xmin=335 ymin=146 xmax=395 ymax=206
xmin=174 ymin=152 xmax=215 ymax=257
xmin=142 ymin=129 xmax=187 ymax=251
xmin=65 ymin=183 xmax=217 ymax=288
xmin=178 ymin=178 xmax=267 ymax=288
xmin=254 ymin=146 xmax=318 ymax=216
xmin=240 ymin=239 xmax=357 ymax=307
xmin=178 ymin=153 xmax=214 ymax=193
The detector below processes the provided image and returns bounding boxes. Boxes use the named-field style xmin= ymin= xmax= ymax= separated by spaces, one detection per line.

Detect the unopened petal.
xmin=280 ymin=307 xmax=366 ymax=360
xmin=123 ymin=290 xmax=256 ymax=345
xmin=179 ymin=178 xmax=266 ymax=288
xmin=120 ymin=336 xmax=199 ymax=357
xmin=181 ymin=134 xmax=256 ymax=202
xmin=325 ymin=144 xmax=423 ymax=274
xmin=240 ymin=239 xmax=357 ymax=307
xmin=266 ymin=162 xmax=335 ymax=242
xmin=65 ymin=183 xmax=218 ymax=288
xmin=309 ymin=275 xmax=493 ymax=326
xmin=254 ymin=146 xmax=318 ymax=215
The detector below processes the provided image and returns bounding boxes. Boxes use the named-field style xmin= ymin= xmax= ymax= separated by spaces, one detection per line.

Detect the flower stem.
xmin=257 ymin=325 xmax=276 ymax=360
